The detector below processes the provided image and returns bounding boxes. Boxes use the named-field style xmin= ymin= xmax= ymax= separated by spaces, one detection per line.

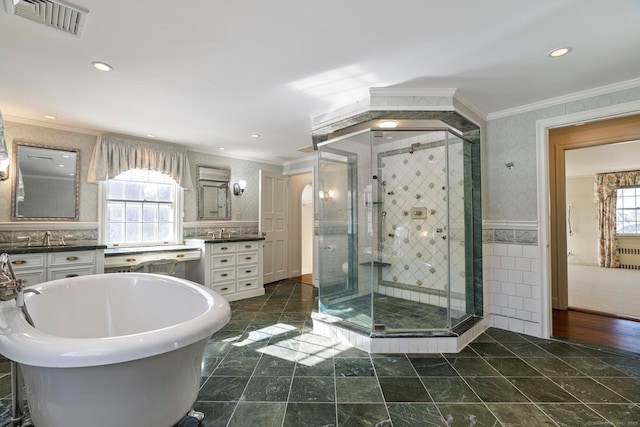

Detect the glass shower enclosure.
xmin=316 ymin=127 xmax=481 ymax=335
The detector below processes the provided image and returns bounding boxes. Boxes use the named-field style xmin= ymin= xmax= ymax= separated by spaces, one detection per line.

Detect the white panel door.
xmin=260 ymin=170 xmax=288 ymax=284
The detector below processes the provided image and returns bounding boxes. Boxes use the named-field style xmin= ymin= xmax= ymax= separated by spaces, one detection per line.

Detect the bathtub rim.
xmin=0 ymin=273 xmax=231 ymax=368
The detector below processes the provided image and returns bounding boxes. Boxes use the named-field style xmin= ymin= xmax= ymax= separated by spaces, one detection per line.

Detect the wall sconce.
xmin=319 ymin=189 xmax=335 ymax=201
xmin=233 ymin=180 xmax=246 ymax=196
xmin=0 ymin=158 xmax=9 ymax=182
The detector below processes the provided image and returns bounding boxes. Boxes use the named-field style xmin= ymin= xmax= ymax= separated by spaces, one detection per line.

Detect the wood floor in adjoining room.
xmin=553 ymin=308 xmax=640 ymax=354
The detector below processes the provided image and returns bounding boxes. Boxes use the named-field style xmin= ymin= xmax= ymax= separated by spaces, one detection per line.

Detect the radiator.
xmin=617 ymin=246 xmax=640 ymax=270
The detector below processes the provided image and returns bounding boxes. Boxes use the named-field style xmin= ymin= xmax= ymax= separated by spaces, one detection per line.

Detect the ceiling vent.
xmin=4 ymin=0 xmax=88 ymax=37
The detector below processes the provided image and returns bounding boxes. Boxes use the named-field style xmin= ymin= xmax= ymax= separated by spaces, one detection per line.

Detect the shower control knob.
xmin=442 ymin=236 xmax=447 ymax=240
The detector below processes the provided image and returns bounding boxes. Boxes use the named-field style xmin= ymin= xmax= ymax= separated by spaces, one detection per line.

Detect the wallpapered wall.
xmin=484 ymin=86 xmax=640 ymax=223
xmin=0 ymin=121 xmax=282 ymax=232
xmin=0 ymin=121 xmax=99 ymax=223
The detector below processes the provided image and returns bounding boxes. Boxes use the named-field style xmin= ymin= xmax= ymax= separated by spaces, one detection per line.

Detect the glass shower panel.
xmin=372 ymin=130 xmax=455 ymax=331
xmin=317 ymin=131 xmax=373 ymax=330
xmin=446 ymin=134 xmax=468 ymax=328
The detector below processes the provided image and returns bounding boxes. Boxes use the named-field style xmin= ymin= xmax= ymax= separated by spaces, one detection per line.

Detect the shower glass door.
xmin=371 ymin=129 xmax=470 ymax=332
xmin=317 ymin=130 xmax=373 ymax=330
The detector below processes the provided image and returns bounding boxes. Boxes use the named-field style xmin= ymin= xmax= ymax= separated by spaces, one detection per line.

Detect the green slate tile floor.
xmin=1 ymin=279 xmax=639 ymax=426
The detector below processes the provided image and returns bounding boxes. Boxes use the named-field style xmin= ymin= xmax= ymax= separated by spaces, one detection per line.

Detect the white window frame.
xmin=616 ymin=186 xmax=640 ymax=236
xmin=99 ymin=170 xmax=184 ymax=247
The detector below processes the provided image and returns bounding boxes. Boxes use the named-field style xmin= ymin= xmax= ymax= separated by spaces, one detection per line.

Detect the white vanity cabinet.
xmin=185 ymin=239 xmax=264 ymax=301
xmin=9 ymin=249 xmax=105 ymax=286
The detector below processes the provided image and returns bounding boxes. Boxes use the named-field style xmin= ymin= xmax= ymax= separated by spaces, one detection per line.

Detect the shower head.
xmin=408 ymin=143 xmax=420 ymax=154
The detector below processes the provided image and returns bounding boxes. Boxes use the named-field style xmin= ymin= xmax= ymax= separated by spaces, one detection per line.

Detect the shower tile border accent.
xmin=483 ymin=227 xmax=538 ymax=246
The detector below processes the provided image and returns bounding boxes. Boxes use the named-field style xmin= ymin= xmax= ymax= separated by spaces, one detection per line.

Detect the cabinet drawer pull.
xmin=245 ymin=269 xmax=252 ymax=273
xmin=66 ymin=256 xmax=79 ymax=261
xmin=126 ymin=258 xmax=137 ymax=263
xmin=221 ymin=247 xmax=228 ymax=251
xmin=245 ymin=256 xmax=252 ymax=261
xmin=244 ymin=283 xmax=252 ymax=287
xmin=176 ymin=254 xmax=184 ymax=258
xmin=66 ymin=274 xmax=79 ymax=278
xmin=12 ymin=260 xmax=27 ymax=265
xmin=220 ymin=259 xmax=228 ymax=263
xmin=244 ymin=244 xmax=252 ymax=248
xmin=221 ymin=273 xmax=228 ymax=277
xmin=220 ymin=287 xmax=228 ymax=291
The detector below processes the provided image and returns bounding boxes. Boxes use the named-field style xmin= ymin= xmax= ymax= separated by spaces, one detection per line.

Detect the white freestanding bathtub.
xmin=0 ymin=273 xmax=231 ymax=427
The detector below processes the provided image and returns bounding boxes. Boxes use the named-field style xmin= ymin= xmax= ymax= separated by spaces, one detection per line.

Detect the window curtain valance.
xmin=88 ymin=135 xmax=193 ymax=189
xmin=594 ymin=170 xmax=640 ymax=268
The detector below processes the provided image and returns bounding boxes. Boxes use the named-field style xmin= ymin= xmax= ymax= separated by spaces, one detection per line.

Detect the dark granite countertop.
xmin=0 ymin=242 xmax=107 ymax=255
xmin=185 ymin=235 xmax=265 ymax=244
xmin=105 ymin=244 xmax=201 ymax=257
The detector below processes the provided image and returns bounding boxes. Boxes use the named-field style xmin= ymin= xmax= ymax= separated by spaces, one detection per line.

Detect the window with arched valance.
xmin=87 ymin=135 xmax=193 ymax=189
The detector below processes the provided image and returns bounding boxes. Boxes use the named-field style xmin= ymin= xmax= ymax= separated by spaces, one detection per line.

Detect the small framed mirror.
xmin=197 ymin=165 xmax=231 ymax=220
xmin=11 ymin=141 xmax=80 ymax=221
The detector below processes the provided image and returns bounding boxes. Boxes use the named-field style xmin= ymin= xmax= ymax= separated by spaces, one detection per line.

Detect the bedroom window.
xmin=616 ymin=186 xmax=640 ymax=235
xmin=105 ymin=169 xmax=180 ymax=246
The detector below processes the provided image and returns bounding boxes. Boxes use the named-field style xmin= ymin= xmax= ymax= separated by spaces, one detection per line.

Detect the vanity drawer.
xmin=49 ymin=251 xmax=95 ymax=266
xmin=49 ymin=266 xmax=95 ymax=280
xmin=237 ymin=241 xmax=260 ymax=251
xmin=236 ymin=251 xmax=258 ymax=266
xmin=236 ymin=278 xmax=259 ymax=292
xmin=211 ymin=281 xmax=236 ymax=295
xmin=211 ymin=243 xmax=236 ymax=254
xmin=18 ymin=270 xmax=46 ymax=287
xmin=237 ymin=265 xmax=258 ymax=278
xmin=211 ymin=267 xmax=235 ymax=283
xmin=211 ymin=254 xmax=236 ymax=268
xmin=10 ymin=253 xmax=46 ymax=270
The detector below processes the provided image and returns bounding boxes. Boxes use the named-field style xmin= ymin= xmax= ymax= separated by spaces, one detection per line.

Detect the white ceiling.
xmin=1 ymin=0 xmax=640 ymax=165
xmin=565 ymin=140 xmax=640 ymax=177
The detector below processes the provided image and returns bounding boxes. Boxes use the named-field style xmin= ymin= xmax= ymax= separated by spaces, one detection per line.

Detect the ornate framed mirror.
xmin=197 ymin=165 xmax=231 ymax=220
xmin=11 ymin=141 xmax=80 ymax=221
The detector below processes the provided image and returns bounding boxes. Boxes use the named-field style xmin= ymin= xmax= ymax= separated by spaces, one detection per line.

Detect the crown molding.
xmin=487 ymin=77 xmax=640 ymax=121
xmin=4 ymin=115 xmax=102 ymax=136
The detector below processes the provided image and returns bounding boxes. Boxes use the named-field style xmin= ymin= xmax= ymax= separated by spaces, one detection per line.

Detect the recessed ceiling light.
xmin=44 ymin=114 xmax=56 ymax=120
xmin=218 ymin=147 xmax=225 ymax=151
xmin=146 ymin=134 xmax=156 ymax=138
xmin=250 ymin=134 xmax=260 ymax=138
xmin=379 ymin=120 xmax=398 ymax=129
xmin=548 ymin=47 xmax=572 ymax=58
xmin=91 ymin=61 xmax=113 ymax=72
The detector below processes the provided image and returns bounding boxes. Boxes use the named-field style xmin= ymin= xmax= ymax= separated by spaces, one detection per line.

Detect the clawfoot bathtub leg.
xmin=187 ymin=409 xmax=205 ymax=422
xmin=176 ymin=409 xmax=205 ymax=426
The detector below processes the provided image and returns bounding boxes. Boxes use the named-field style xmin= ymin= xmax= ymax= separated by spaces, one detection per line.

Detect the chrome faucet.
xmin=0 ymin=253 xmax=41 ymax=323
xmin=58 ymin=232 xmax=70 ymax=246
xmin=17 ymin=236 xmax=31 ymax=247
xmin=219 ymin=228 xmax=225 ymax=238
xmin=42 ymin=231 xmax=52 ymax=246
